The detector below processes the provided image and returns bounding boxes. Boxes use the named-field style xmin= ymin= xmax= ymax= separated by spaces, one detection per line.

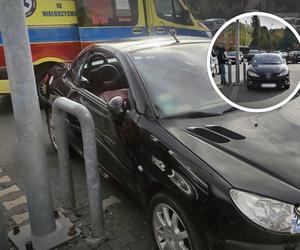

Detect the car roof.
xmin=82 ymin=36 xmax=210 ymax=54
xmin=255 ymin=53 xmax=281 ymax=57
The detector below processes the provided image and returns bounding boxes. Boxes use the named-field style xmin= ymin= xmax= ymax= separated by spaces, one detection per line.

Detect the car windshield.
xmin=215 ymin=20 xmax=224 ymax=24
xmin=249 ymin=50 xmax=259 ymax=54
xmin=203 ymin=21 xmax=213 ymax=28
xmin=130 ymin=43 xmax=231 ymax=118
xmin=252 ymin=54 xmax=283 ymax=65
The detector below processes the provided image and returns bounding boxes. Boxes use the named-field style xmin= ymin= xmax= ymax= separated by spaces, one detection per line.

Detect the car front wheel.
xmin=149 ymin=191 xmax=207 ymax=250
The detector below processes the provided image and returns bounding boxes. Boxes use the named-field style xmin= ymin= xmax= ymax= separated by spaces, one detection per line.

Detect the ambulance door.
xmin=146 ymin=0 xmax=210 ymax=37
xmin=74 ymin=0 xmax=147 ymax=43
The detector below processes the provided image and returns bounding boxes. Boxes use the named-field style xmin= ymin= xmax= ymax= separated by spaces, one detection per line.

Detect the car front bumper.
xmin=225 ymin=240 xmax=300 ymax=250
xmin=247 ymin=75 xmax=290 ymax=88
xmin=207 ymin=234 xmax=300 ymax=250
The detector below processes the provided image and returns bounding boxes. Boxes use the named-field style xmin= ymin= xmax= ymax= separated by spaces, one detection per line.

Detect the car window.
xmin=75 ymin=0 xmax=138 ymax=26
xmin=68 ymin=53 xmax=88 ymax=85
xmin=154 ymin=0 xmax=192 ymax=25
xmin=80 ymin=52 xmax=129 ymax=101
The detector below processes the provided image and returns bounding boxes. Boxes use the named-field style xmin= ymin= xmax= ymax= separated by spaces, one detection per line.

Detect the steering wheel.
xmin=87 ymin=53 xmax=108 ymax=70
xmin=96 ymin=64 xmax=120 ymax=83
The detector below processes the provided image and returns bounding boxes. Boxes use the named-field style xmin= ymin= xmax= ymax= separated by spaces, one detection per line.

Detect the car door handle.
xmin=132 ymin=27 xmax=144 ymax=35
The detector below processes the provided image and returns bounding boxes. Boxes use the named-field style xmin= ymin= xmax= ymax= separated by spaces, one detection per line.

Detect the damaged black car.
xmin=40 ymin=37 xmax=300 ymax=250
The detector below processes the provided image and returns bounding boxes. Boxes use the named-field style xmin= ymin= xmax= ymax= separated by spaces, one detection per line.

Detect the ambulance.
xmin=0 ymin=0 xmax=210 ymax=94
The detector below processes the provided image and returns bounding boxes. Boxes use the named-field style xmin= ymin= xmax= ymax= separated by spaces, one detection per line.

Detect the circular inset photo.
xmin=208 ymin=12 xmax=300 ymax=112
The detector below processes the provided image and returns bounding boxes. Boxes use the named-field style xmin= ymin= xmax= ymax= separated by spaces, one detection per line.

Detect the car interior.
xmin=81 ymin=52 xmax=129 ymax=104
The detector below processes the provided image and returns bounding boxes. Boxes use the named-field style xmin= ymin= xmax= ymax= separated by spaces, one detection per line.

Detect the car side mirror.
xmin=108 ymin=96 xmax=126 ymax=121
xmin=80 ymin=76 xmax=91 ymax=89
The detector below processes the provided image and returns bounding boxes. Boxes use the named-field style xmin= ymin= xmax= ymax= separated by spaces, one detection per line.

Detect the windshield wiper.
xmin=222 ymin=107 xmax=237 ymax=114
xmin=164 ymin=111 xmax=221 ymax=119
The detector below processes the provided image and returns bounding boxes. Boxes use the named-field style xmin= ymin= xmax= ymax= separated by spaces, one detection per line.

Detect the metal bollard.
xmin=228 ymin=63 xmax=232 ymax=85
xmin=243 ymin=62 xmax=247 ymax=85
xmin=0 ymin=205 xmax=9 ymax=250
xmin=53 ymin=97 xmax=106 ymax=246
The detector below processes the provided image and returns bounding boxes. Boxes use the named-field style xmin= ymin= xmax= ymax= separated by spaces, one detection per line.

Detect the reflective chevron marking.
xmin=0 ymin=185 xmax=20 ymax=197
xmin=0 ymin=176 xmax=11 ymax=184
xmin=3 ymin=195 xmax=27 ymax=210
xmin=12 ymin=212 xmax=29 ymax=225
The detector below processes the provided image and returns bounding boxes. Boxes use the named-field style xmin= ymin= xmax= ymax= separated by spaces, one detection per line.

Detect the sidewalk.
xmin=0 ymin=95 xmax=155 ymax=250
xmin=212 ymin=64 xmax=246 ymax=89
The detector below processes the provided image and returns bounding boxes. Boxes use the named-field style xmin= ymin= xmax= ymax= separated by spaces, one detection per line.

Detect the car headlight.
xmin=248 ymin=71 xmax=260 ymax=77
xmin=230 ymin=189 xmax=295 ymax=233
xmin=278 ymin=70 xmax=289 ymax=77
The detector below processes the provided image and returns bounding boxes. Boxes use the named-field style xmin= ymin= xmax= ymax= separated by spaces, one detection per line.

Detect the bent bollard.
xmin=53 ymin=97 xmax=106 ymax=247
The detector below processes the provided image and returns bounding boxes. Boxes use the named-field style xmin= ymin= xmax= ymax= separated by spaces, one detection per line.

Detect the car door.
xmin=147 ymin=0 xmax=206 ymax=36
xmin=75 ymin=51 xmax=139 ymax=193
xmin=50 ymin=52 xmax=88 ymax=98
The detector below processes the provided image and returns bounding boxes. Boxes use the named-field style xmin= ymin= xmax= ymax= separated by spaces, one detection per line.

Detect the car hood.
xmin=159 ymin=98 xmax=300 ymax=203
xmin=250 ymin=64 xmax=287 ymax=74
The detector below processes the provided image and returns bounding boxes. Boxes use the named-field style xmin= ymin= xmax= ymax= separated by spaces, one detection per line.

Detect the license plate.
xmin=261 ymin=83 xmax=276 ymax=88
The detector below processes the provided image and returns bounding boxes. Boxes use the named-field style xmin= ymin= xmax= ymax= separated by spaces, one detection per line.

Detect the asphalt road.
xmin=213 ymin=63 xmax=300 ymax=109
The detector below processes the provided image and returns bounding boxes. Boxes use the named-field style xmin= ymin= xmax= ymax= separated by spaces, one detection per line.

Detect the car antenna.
xmin=169 ymin=28 xmax=180 ymax=43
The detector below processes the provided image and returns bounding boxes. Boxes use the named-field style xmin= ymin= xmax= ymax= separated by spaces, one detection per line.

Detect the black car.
xmin=247 ymin=49 xmax=259 ymax=62
xmin=225 ymin=51 xmax=243 ymax=64
xmin=292 ymin=51 xmax=300 ymax=63
xmin=247 ymin=53 xmax=290 ymax=89
xmin=41 ymin=37 xmax=300 ymax=250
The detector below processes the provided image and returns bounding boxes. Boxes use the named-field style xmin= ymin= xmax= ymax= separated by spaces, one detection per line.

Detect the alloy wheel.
xmin=153 ymin=203 xmax=192 ymax=250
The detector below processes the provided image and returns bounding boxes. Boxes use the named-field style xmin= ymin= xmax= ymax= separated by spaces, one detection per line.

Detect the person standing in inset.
xmin=217 ymin=46 xmax=230 ymax=85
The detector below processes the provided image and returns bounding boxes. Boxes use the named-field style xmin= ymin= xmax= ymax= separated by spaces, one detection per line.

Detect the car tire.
xmin=46 ymin=107 xmax=82 ymax=159
xmin=149 ymin=191 xmax=208 ymax=250
xmin=46 ymin=107 xmax=58 ymax=151
xmin=284 ymin=84 xmax=290 ymax=90
xmin=36 ymin=68 xmax=51 ymax=110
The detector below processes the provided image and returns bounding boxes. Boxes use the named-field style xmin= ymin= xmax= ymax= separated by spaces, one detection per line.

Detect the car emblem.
xmin=152 ymin=156 xmax=166 ymax=172
xmin=265 ymin=73 xmax=272 ymax=79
